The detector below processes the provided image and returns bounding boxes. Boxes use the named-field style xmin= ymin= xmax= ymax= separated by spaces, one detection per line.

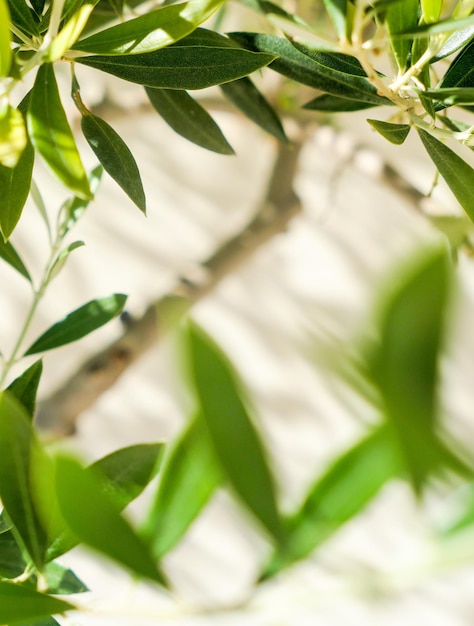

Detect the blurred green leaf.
xmin=55 ymin=456 xmax=164 ymax=584
xmin=423 ymin=87 xmax=474 ymax=105
xmin=384 ymin=0 xmax=418 ymax=68
xmin=47 ymin=240 xmax=85 ymax=282
xmin=438 ymin=38 xmax=474 ymax=90
xmin=0 ymin=581 xmax=73 ymax=623
xmin=0 ymin=530 xmax=28 ymax=578
xmin=263 ymin=425 xmax=402 ymax=578
xmin=146 ymin=88 xmax=234 ymax=154
xmin=48 ymin=1 xmax=96 ymax=62
xmin=432 ymin=26 xmax=474 ymax=61
xmin=0 ymin=0 xmax=11 ymax=78
xmin=7 ymin=0 xmax=40 ymax=36
xmin=77 ymin=29 xmax=275 ymax=89
xmin=142 ymin=416 xmax=221 ymax=558
xmin=0 ymin=392 xmax=49 ymax=567
xmin=0 ymin=239 xmax=32 ymax=281
xmin=25 ymin=293 xmax=127 ymax=355
xmin=220 ymin=77 xmax=288 ymax=142
xmin=7 ymin=359 xmax=43 ymax=418
xmin=421 ymin=0 xmax=442 ymax=23
xmin=187 ymin=323 xmax=285 ymax=544
xmin=367 ymin=119 xmax=410 ymax=144
xmin=303 ymin=93 xmax=378 ymax=111
xmin=74 ymin=0 xmax=226 ymax=54
xmin=229 ymin=33 xmax=391 ymax=106
xmin=0 ymin=105 xmax=28 ymax=168
xmin=47 ymin=443 xmax=163 ymax=561
xmin=369 ymin=246 xmax=454 ymax=491
xmin=417 ymin=129 xmax=474 ymax=223
xmin=42 ymin=561 xmax=88 ymax=594
xmin=81 ymin=111 xmax=146 ymax=212
xmin=395 ymin=14 xmax=474 ymax=36
xmin=322 ymin=0 xmax=348 ymax=39
xmin=60 ymin=165 xmax=103 ymax=234
xmin=27 ymin=64 xmax=91 ymax=200
xmin=16 ymin=618 xmax=61 ymax=626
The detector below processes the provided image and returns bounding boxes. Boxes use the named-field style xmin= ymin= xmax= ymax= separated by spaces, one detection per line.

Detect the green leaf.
xmin=48 ymin=1 xmax=96 ymax=62
xmin=47 ymin=240 xmax=85 ymax=282
xmin=367 ymin=119 xmax=411 ymax=144
xmin=55 ymin=455 xmax=164 ymax=584
xmin=16 ymin=618 xmax=60 ymax=626
xmin=229 ymin=33 xmax=391 ymax=106
xmin=27 ymin=64 xmax=91 ymax=199
xmin=43 ymin=561 xmax=88 ymax=594
xmin=431 ymin=26 xmax=474 ymax=62
xmin=0 ymin=0 xmax=11 ymax=78
xmin=187 ymin=323 xmax=285 ymax=544
xmin=76 ymin=30 xmax=276 ymax=89
xmin=142 ymin=416 xmax=221 ymax=558
xmin=384 ymin=0 xmax=418 ymax=68
xmin=303 ymin=93 xmax=378 ymax=111
xmin=0 ymin=239 xmax=32 ymax=280
xmin=438 ymin=37 xmax=474 ymax=90
xmin=417 ymin=128 xmax=474 ymax=222
xmin=60 ymin=164 xmax=103 ymax=234
xmin=0 ymin=530 xmax=28 ymax=578
xmin=395 ymin=14 xmax=474 ymax=37
xmin=74 ymin=0 xmax=226 ymax=55
xmin=7 ymin=0 xmax=40 ymax=36
xmin=47 ymin=442 xmax=163 ymax=561
xmin=7 ymin=360 xmax=43 ymax=418
xmin=0 ymin=96 xmax=32 ymax=240
xmin=146 ymin=88 xmax=234 ymax=154
xmin=0 ymin=104 xmax=28 ymax=168
xmin=81 ymin=111 xmax=146 ymax=212
xmin=421 ymin=0 xmax=442 ymax=23
xmin=24 ymin=293 xmax=127 ymax=355
xmin=369 ymin=246 xmax=454 ymax=491
xmin=322 ymin=0 xmax=348 ymax=39
xmin=0 ymin=581 xmax=73 ymax=623
xmin=0 ymin=392 xmax=49 ymax=567
xmin=262 ymin=425 xmax=402 ymax=578
xmin=220 ymin=77 xmax=288 ymax=142
xmin=423 ymin=87 xmax=474 ymax=105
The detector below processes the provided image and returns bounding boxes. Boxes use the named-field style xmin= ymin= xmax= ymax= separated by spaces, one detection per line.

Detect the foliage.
xmin=0 ymin=0 xmax=473 ymax=622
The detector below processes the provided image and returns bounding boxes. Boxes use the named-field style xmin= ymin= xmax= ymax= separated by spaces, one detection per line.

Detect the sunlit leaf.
xmin=187 ymin=323 xmax=285 ymax=544
xmin=0 ymin=392 xmax=49 ymax=567
xmin=27 ymin=64 xmax=91 ymax=199
xmin=142 ymin=416 xmax=221 ymax=558
xmin=0 ymin=105 xmax=27 ymax=168
xmin=367 ymin=119 xmax=411 ymax=144
xmin=417 ymin=128 xmax=474 ymax=222
xmin=43 ymin=561 xmax=88 ymax=594
xmin=229 ymin=33 xmax=391 ymax=106
xmin=48 ymin=1 xmax=95 ymax=61
xmin=7 ymin=359 xmax=43 ymax=418
xmin=0 ymin=0 xmax=11 ymax=78
xmin=431 ymin=25 xmax=474 ymax=61
xmin=81 ymin=111 xmax=146 ymax=212
xmin=76 ymin=29 xmax=275 ymax=89
xmin=146 ymin=87 xmax=234 ymax=154
xmin=74 ymin=0 xmax=226 ymax=55
xmin=421 ymin=0 xmax=442 ymax=23
xmin=220 ymin=77 xmax=288 ymax=142
xmin=55 ymin=456 xmax=164 ymax=584
xmin=60 ymin=164 xmax=103 ymax=234
xmin=262 ymin=425 xmax=402 ymax=578
xmin=322 ymin=0 xmax=348 ymax=39
xmin=47 ymin=240 xmax=85 ymax=283
xmin=0 ymin=238 xmax=32 ymax=280
xmin=0 ymin=581 xmax=73 ymax=623
xmin=25 ymin=293 xmax=127 ymax=355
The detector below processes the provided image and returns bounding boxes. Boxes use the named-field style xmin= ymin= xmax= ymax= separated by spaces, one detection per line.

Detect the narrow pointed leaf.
xmin=81 ymin=111 xmax=146 ymax=212
xmin=142 ymin=416 xmax=221 ymax=558
xmin=7 ymin=359 xmax=43 ymax=418
xmin=55 ymin=456 xmax=164 ymax=584
xmin=43 ymin=561 xmax=88 ymax=594
xmin=28 ymin=64 xmax=91 ymax=199
xmin=0 ymin=392 xmax=49 ymax=567
xmin=7 ymin=0 xmax=40 ymax=36
xmin=369 ymin=246 xmax=454 ymax=491
xmin=263 ymin=425 xmax=402 ymax=578
xmin=0 ymin=530 xmax=28 ymax=578
xmin=47 ymin=442 xmax=163 ymax=561
xmin=229 ymin=33 xmax=391 ymax=106
xmin=417 ymin=128 xmax=474 ymax=222
xmin=384 ymin=0 xmax=418 ymax=68
xmin=48 ymin=2 xmax=95 ymax=62
xmin=421 ymin=0 xmax=442 ymax=24
xmin=76 ymin=33 xmax=275 ymax=89
xmin=25 ymin=293 xmax=127 ymax=355
xmin=431 ymin=26 xmax=474 ymax=62
xmin=322 ymin=0 xmax=348 ymax=39
xmin=0 ymin=105 xmax=28 ymax=168
xmin=438 ymin=37 xmax=474 ymax=90
xmin=188 ymin=323 xmax=285 ymax=544
xmin=0 ymin=0 xmax=11 ymax=78
xmin=146 ymin=88 xmax=234 ymax=154
xmin=423 ymin=87 xmax=474 ymax=105
xmin=220 ymin=77 xmax=288 ymax=142
xmin=367 ymin=119 xmax=410 ymax=144
xmin=303 ymin=93 xmax=378 ymax=111
xmin=0 ymin=581 xmax=73 ymax=623
xmin=0 ymin=239 xmax=31 ymax=280
xmin=61 ymin=164 xmax=103 ymax=233
xmin=74 ymin=0 xmax=226 ymax=55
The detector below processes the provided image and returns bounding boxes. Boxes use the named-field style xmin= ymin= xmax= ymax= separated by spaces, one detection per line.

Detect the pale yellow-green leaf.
xmin=48 ymin=3 xmax=95 ymax=62
xmin=0 ymin=0 xmax=11 ymax=78
xmin=0 ymin=106 xmax=27 ymax=168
